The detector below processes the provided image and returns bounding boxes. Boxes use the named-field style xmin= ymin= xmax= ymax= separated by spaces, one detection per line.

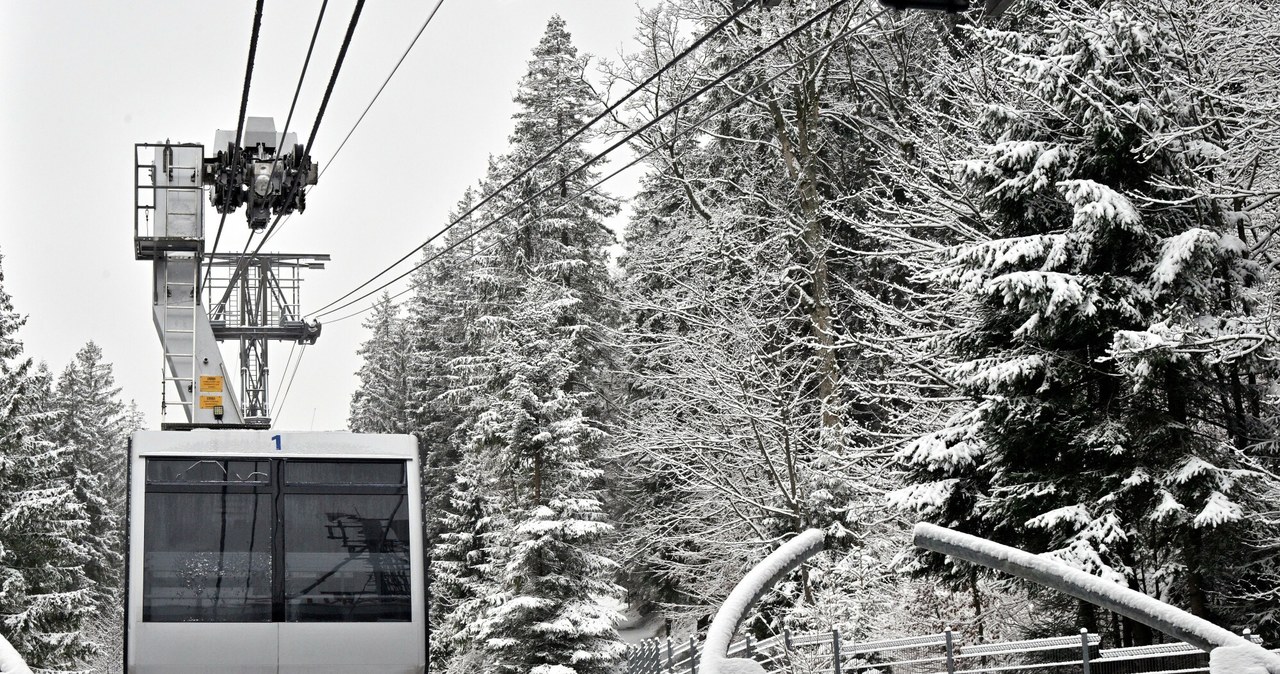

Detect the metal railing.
xmin=625 ymin=627 xmax=1271 ymax=674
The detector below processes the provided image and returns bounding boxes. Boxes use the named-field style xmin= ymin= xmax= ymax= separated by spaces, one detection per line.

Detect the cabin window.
xmin=142 ymin=458 xmax=411 ymax=623
xmin=142 ymin=491 xmax=273 ymax=622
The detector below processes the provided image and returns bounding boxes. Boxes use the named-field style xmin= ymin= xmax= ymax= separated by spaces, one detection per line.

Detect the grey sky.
xmin=1 ymin=1 xmax=648 ymax=430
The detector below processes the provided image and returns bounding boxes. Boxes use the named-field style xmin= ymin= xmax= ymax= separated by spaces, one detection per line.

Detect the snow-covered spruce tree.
xmin=0 ymin=252 xmax=95 ymax=669
xmin=400 ymin=192 xmax=494 ymax=673
xmin=431 ymin=466 xmax=499 ymax=674
xmin=441 ymin=16 xmax=624 ymax=674
xmin=349 ymin=294 xmax=415 ymax=434
xmin=51 ymin=341 xmax=138 ymax=673
xmin=52 ymin=342 xmax=131 ymax=608
xmin=890 ymin=0 xmax=1279 ymax=637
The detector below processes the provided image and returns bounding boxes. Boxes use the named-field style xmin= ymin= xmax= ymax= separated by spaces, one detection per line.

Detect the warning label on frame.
xmin=198 ymin=396 xmax=223 ymax=410
xmin=199 ymin=376 xmax=223 ymax=393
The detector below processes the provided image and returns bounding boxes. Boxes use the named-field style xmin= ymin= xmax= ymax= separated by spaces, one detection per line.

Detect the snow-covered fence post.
xmin=690 ymin=636 xmax=698 ymax=674
xmin=0 ymin=632 xmax=31 ymax=674
xmin=697 ymin=529 xmax=825 ymax=674
xmin=943 ymin=628 xmax=956 ymax=674
xmin=782 ymin=628 xmax=795 ymax=674
xmin=745 ymin=635 xmax=754 ymax=658
xmin=1080 ymin=628 xmax=1092 ymax=674
xmin=831 ymin=627 xmax=842 ymax=674
xmin=913 ymin=523 xmax=1280 ymax=674
xmin=667 ymin=638 xmax=675 ymax=672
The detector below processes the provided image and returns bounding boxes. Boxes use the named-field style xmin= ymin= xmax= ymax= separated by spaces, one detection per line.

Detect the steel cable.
xmin=305 ymin=0 xmax=767 ymax=318
xmin=323 ymin=1 xmax=883 ymax=324
xmin=205 ymin=0 xmax=329 ymax=295
xmin=203 ymin=0 xmax=266 ymax=293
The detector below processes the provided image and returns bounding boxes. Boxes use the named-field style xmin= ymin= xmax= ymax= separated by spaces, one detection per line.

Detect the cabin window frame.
xmin=142 ymin=457 xmax=411 ymax=623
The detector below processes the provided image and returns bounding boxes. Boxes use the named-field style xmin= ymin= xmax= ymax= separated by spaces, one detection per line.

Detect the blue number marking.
xmin=271 ymin=435 xmax=282 ymax=451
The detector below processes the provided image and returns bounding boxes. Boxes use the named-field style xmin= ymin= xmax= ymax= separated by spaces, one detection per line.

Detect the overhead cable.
xmin=246 ymin=0 xmax=367 ymax=262
xmin=263 ymin=0 xmax=448 ymax=248
xmin=271 ymin=344 xmax=309 ymax=425
xmin=267 ymin=0 xmax=330 ymax=201
xmin=306 ymin=0 xmax=366 ymax=153
xmin=270 ymin=339 xmax=299 ymax=421
xmin=317 ymin=0 xmax=872 ymax=322
xmin=328 ymin=4 xmax=885 ymax=325
xmin=206 ymin=0 xmax=329 ymax=294
xmin=323 ymin=0 xmax=447 ymax=177
xmin=306 ymin=0 xmax=766 ymax=318
xmin=203 ymin=0 xmax=266 ymax=293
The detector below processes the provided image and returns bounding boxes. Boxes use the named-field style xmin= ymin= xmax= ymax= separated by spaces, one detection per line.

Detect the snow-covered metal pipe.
xmin=913 ymin=522 xmax=1280 ymax=674
xmin=699 ymin=529 xmax=825 ymax=674
xmin=0 ymin=632 xmax=31 ymax=674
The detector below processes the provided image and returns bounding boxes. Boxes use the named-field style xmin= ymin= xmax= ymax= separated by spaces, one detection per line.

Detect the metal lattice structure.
xmin=205 ymin=253 xmax=326 ymax=423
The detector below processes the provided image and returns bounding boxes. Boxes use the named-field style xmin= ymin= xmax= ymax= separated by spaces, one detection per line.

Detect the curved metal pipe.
xmin=699 ymin=529 xmax=825 ymax=674
xmin=913 ymin=522 xmax=1280 ymax=673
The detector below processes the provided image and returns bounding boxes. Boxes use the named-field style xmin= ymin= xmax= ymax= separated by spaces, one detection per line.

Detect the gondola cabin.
xmin=126 ymin=431 xmax=424 ymax=673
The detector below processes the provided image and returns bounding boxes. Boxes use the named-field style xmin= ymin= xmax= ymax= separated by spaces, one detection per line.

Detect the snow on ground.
xmin=616 ymin=612 xmax=667 ymax=645
xmin=0 ymin=633 xmax=31 ymax=674
xmin=602 ymin=595 xmax=667 ymax=645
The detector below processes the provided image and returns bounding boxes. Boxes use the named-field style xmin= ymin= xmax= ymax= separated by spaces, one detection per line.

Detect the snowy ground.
xmin=608 ymin=597 xmax=667 ymax=645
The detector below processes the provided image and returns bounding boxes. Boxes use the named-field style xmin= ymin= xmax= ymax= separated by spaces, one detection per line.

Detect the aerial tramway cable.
xmin=263 ymin=0 xmax=448 ymax=248
xmin=203 ymin=0 xmax=266 ymax=293
xmin=265 ymin=0 xmax=330 ymax=217
xmin=272 ymin=344 xmax=309 ymax=421
xmin=304 ymin=0 xmax=768 ymax=319
xmin=245 ymin=0 xmax=366 ymax=262
xmin=311 ymin=0 xmax=860 ymax=322
xmin=325 ymin=2 xmax=887 ymax=326
xmin=203 ymin=0 xmax=329 ymax=293
xmin=324 ymin=0 xmax=446 ymax=178
xmin=271 ymin=339 xmax=302 ymax=418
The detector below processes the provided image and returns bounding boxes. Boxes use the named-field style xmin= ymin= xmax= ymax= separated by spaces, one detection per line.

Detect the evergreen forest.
xmin=346 ymin=1 xmax=1280 ymax=672
xmin=4 ymin=0 xmax=1280 ymax=672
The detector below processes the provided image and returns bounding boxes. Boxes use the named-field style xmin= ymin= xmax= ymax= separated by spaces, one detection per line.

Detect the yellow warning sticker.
xmin=199 ymin=375 xmax=223 ymax=393
xmin=198 ymin=395 xmax=223 ymax=410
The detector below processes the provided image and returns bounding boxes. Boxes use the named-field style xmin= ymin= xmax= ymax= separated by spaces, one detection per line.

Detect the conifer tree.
xmin=349 ymin=295 xmax=414 ymax=433
xmin=458 ymin=16 xmax=624 ymax=674
xmin=50 ymin=341 xmax=138 ymax=673
xmin=53 ymin=342 xmax=131 ymax=610
xmin=430 ymin=467 xmax=497 ymax=674
xmin=0 ymin=252 xmax=95 ymax=669
xmin=402 ymin=192 xmax=491 ymax=673
xmin=890 ymin=0 xmax=1279 ymax=635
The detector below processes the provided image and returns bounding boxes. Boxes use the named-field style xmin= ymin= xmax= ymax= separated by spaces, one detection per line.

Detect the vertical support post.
xmin=783 ymin=628 xmax=794 ymax=674
xmin=667 ymin=637 xmax=674 ymax=673
xmin=1080 ymin=628 xmax=1092 ymax=674
xmin=832 ymin=627 xmax=842 ymax=674
xmin=690 ymin=636 xmax=698 ymax=674
xmin=944 ymin=628 xmax=956 ymax=674
xmin=746 ymin=635 xmax=754 ymax=658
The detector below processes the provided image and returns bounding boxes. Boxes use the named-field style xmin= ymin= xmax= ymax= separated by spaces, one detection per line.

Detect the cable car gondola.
xmin=125 ymin=430 xmax=425 ymax=673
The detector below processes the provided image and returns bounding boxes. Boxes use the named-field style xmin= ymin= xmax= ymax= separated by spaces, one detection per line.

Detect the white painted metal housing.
xmin=126 ymin=431 xmax=425 ymax=674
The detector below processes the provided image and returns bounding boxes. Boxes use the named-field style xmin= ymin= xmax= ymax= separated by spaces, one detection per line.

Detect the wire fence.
xmin=624 ymin=626 xmax=1273 ymax=674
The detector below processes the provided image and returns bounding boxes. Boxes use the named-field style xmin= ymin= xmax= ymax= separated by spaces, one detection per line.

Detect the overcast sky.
xmin=0 ymin=1 xmax=650 ymax=430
